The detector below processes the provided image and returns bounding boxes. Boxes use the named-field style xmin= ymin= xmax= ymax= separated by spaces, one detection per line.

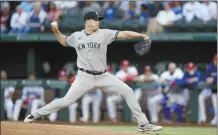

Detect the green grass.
xmin=88 ymin=125 xmax=216 ymax=135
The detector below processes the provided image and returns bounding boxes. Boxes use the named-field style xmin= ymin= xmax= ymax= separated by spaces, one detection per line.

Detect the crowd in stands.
xmin=1 ymin=54 xmax=217 ymax=125
xmin=0 ymin=1 xmax=217 ymax=35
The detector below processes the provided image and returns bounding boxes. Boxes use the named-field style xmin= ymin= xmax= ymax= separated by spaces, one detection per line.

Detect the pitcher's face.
xmin=85 ymin=19 xmax=100 ymax=31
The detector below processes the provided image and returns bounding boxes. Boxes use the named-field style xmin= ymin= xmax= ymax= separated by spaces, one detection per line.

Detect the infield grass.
xmin=89 ymin=125 xmax=216 ymax=135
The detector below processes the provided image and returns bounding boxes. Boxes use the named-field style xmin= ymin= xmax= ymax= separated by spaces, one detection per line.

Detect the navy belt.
xmin=78 ymin=68 xmax=106 ymax=75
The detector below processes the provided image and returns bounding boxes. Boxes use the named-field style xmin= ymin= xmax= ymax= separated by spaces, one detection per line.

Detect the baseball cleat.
xmin=79 ymin=117 xmax=89 ymax=123
xmin=24 ymin=114 xmax=37 ymax=123
xmin=210 ymin=117 xmax=217 ymax=125
xmin=138 ymin=123 xmax=162 ymax=133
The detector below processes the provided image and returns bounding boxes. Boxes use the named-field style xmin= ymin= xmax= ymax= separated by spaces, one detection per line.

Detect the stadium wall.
xmin=0 ymin=41 xmax=216 ymax=78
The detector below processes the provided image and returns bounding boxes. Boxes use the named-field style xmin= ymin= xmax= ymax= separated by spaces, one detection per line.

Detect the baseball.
xmin=51 ymin=21 xmax=58 ymax=27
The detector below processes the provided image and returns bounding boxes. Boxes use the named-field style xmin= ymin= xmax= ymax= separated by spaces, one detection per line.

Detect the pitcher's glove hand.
xmin=134 ymin=39 xmax=152 ymax=56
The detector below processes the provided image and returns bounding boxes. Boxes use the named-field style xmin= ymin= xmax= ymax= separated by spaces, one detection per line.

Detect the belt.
xmin=78 ymin=67 xmax=106 ymax=75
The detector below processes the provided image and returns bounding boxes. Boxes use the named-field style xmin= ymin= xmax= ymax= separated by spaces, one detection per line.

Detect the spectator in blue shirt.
xmin=139 ymin=4 xmax=149 ymax=21
xmin=126 ymin=1 xmax=137 ymax=20
xmin=19 ymin=1 xmax=34 ymax=13
xmin=171 ymin=1 xmax=183 ymax=20
xmin=24 ymin=2 xmax=47 ymax=33
xmin=198 ymin=54 xmax=217 ymax=125
xmin=104 ymin=1 xmax=116 ymax=20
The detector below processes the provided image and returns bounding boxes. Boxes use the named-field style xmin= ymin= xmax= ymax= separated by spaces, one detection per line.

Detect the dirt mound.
xmin=1 ymin=121 xmax=138 ymax=135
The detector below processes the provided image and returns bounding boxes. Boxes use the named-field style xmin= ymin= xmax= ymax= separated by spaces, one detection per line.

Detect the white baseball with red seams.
xmin=51 ymin=21 xmax=58 ymax=28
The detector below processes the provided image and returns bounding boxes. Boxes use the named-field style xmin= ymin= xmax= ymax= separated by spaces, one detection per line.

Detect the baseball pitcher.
xmin=24 ymin=11 xmax=162 ymax=133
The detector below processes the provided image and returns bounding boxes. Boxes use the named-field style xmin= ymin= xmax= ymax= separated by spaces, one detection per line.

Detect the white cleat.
xmin=79 ymin=117 xmax=89 ymax=123
xmin=210 ymin=117 xmax=217 ymax=126
xmin=138 ymin=123 xmax=162 ymax=133
xmin=24 ymin=114 xmax=37 ymax=123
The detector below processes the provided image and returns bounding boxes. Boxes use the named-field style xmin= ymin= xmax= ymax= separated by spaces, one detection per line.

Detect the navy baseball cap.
xmin=84 ymin=11 xmax=104 ymax=21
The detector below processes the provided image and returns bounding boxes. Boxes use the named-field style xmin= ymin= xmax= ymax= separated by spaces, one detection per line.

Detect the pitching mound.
xmin=1 ymin=121 xmax=138 ymax=135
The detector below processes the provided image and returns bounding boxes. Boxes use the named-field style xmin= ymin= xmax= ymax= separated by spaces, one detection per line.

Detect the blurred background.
xmin=0 ymin=0 xmax=217 ymax=127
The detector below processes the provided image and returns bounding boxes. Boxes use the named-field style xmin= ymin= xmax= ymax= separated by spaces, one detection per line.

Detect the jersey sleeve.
xmin=103 ymin=29 xmax=119 ymax=45
xmin=65 ymin=32 xmax=77 ymax=48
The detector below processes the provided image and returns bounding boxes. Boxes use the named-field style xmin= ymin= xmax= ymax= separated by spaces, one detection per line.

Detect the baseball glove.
xmin=134 ymin=39 xmax=152 ymax=56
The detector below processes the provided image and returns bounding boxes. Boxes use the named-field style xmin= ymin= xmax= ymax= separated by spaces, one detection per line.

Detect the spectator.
xmin=135 ymin=1 xmax=148 ymax=15
xmin=38 ymin=1 xmax=49 ymax=11
xmin=146 ymin=1 xmax=163 ymax=35
xmin=13 ymin=72 xmax=45 ymax=121
xmin=119 ymin=1 xmax=129 ymax=15
xmin=104 ymin=1 xmax=117 ymax=20
xmin=200 ymin=0 xmax=217 ymax=23
xmin=182 ymin=1 xmax=202 ymax=23
xmin=1 ymin=2 xmax=11 ymax=33
xmin=19 ymin=1 xmax=34 ymax=13
xmin=24 ymin=2 xmax=47 ymax=33
xmin=82 ymin=1 xmax=102 ymax=16
xmin=54 ymin=1 xmax=78 ymax=11
xmin=125 ymin=1 xmax=137 ymax=20
xmin=1 ymin=70 xmax=15 ymax=120
xmin=9 ymin=5 xmax=28 ymax=35
xmin=44 ymin=1 xmax=62 ymax=26
xmin=139 ymin=4 xmax=149 ymax=21
xmin=119 ymin=1 xmax=146 ymax=18
xmin=155 ymin=3 xmax=176 ymax=32
xmin=103 ymin=1 xmax=120 ymax=10
xmin=1 ymin=2 xmax=9 ymax=11
xmin=171 ymin=1 xmax=183 ymax=21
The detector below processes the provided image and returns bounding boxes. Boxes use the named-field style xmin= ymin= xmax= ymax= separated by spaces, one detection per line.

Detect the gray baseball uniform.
xmin=31 ymin=28 xmax=149 ymax=125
